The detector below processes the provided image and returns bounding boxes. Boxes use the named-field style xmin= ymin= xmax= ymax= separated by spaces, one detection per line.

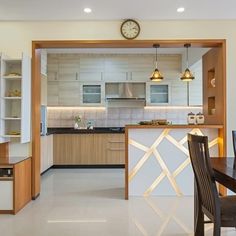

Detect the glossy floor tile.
xmin=0 ymin=168 xmax=235 ymax=235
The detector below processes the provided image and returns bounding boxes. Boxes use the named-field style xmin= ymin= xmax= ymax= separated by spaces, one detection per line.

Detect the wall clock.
xmin=120 ymin=19 xmax=140 ymax=40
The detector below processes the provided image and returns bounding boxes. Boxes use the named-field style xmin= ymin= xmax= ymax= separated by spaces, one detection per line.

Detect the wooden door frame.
xmin=32 ymin=39 xmax=226 ymax=198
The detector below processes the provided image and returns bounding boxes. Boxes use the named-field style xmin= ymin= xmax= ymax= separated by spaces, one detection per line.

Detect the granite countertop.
xmin=47 ymin=127 xmax=125 ymax=135
xmin=0 ymin=156 xmax=31 ymax=165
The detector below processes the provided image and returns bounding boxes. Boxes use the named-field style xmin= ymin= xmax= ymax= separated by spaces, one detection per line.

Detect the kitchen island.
xmin=125 ymin=124 xmax=224 ymax=199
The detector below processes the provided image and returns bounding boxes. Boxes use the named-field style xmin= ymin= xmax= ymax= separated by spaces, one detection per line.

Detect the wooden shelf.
xmin=0 ymin=177 xmax=13 ymax=181
xmin=2 ymin=76 xmax=22 ymax=80
xmin=3 ymin=97 xmax=21 ymax=100
xmin=2 ymin=117 xmax=21 ymax=120
xmin=2 ymin=135 xmax=21 ymax=138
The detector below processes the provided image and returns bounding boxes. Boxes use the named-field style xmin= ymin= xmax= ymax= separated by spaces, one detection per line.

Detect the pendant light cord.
xmin=186 ymin=46 xmax=189 ymax=68
xmin=155 ymin=46 xmax=158 ymax=68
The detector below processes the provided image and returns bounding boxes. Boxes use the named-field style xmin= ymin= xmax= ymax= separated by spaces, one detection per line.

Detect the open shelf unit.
xmin=203 ymin=48 xmax=224 ymax=124
xmin=0 ymin=53 xmax=31 ymax=143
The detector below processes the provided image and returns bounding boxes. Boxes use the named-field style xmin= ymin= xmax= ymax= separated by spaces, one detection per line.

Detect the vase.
xmin=74 ymin=122 xmax=79 ymax=129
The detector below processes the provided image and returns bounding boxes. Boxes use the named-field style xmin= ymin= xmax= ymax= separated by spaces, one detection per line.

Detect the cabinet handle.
xmin=108 ymin=148 xmax=125 ymax=151
xmin=108 ymin=141 xmax=124 ymax=143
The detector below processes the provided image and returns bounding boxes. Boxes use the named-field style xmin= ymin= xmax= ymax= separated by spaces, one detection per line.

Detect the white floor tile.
xmin=0 ymin=168 xmax=235 ymax=236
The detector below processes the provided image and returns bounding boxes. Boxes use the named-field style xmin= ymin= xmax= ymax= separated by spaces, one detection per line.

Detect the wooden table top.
xmin=211 ymin=157 xmax=236 ymax=193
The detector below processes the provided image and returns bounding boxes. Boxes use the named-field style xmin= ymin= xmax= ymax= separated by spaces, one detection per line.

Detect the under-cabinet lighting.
xmin=144 ymin=106 xmax=202 ymax=110
xmin=47 ymin=106 xmax=106 ymax=110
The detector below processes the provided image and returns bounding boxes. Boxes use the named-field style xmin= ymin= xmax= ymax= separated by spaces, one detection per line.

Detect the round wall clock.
xmin=120 ymin=19 xmax=140 ymax=40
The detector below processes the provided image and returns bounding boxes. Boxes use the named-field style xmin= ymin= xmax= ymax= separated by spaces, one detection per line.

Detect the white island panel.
xmin=127 ymin=127 xmax=219 ymax=196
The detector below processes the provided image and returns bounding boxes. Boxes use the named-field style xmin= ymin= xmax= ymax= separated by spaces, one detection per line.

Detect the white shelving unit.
xmin=0 ymin=53 xmax=31 ymax=143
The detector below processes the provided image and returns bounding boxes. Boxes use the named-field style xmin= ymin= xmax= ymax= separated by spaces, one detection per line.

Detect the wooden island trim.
xmin=125 ymin=124 xmax=224 ymax=129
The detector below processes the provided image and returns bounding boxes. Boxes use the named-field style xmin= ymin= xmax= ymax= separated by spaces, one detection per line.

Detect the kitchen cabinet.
xmin=0 ymin=53 xmax=31 ymax=143
xmin=47 ymin=81 xmax=59 ymax=105
xmin=41 ymin=49 xmax=47 ymax=76
xmin=53 ymin=133 xmax=125 ymax=165
xmin=146 ymin=82 xmax=171 ymax=105
xmin=40 ymin=135 xmax=53 ymax=174
xmin=0 ymin=157 xmax=31 ymax=214
xmin=80 ymin=82 xmax=105 ymax=106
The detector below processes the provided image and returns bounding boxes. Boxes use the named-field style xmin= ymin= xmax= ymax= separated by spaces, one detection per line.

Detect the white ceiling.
xmin=0 ymin=0 xmax=236 ymax=21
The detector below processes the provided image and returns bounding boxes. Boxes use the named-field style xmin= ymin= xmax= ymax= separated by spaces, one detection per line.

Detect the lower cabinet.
xmin=0 ymin=157 xmax=31 ymax=214
xmin=40 ymin=135 xmax=53 ymax=173
xmin=53 ymin=133 xmax=125 ymax=165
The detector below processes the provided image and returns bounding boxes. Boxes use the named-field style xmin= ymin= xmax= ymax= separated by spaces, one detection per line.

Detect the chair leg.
xmin=213 ymin=223 xmax=220 ymax=236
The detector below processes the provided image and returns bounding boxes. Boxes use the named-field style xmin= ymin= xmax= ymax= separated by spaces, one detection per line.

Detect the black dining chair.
xmin=232 ymin=131 xmax=236 ymax=169
xmin=188 ymin=133 xmax=236 ymax=236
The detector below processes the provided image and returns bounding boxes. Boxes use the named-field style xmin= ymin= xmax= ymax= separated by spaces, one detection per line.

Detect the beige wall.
xmin=0 ymin=20 xmax=235 ymax=155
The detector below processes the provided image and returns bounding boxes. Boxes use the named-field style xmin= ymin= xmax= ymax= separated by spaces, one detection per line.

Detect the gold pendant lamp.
xmin=150 ymin=44 xmax=164 ymax=82
xmin=180 ymin=43 xmax=195 ymax=81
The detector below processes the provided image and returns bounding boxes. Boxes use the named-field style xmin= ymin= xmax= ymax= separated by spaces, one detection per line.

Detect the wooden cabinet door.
xmin=94 ymin=134 xmax=107 ymax=164
xmin=54 ymin=134 xmax=81 ymax=164
xmin=79 ymin=134 xmax=94 ymax=164
xmin=106 ymin=134 xmax=125 ymax=164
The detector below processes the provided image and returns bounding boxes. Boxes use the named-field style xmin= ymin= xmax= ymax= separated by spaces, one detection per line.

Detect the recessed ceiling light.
xmin=177 ymin=7 xmax=185 ymax=13
xmin=84 ymin=8 xmax=92 ymax=13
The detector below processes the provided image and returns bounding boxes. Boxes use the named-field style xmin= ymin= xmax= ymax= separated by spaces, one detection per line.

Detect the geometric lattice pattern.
xmin=129 ymin=128 xmax=219 ymax=196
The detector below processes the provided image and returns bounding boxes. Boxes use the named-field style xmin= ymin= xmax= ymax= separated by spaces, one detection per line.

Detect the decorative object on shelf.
xmin=5 ymin=72 xmax=21 ymax=77
xmin=139 ymin=119 xmax=169 ymax=125
xmin=210 ymin=77 xmax=216 ymax=87
xmin=7 ymin=131 xmax=21 ymax=135
xmin=74 ymin=115 xmax=82 ymax=129
xmin=6 ymin=89 xmax=21 ymax=97
xmin=180 ymin=44 xmax=195 ymax=82
xmin=150 ymin=44 xmax=164 ymax=82
xmin=187 ymin=112 xmax=196 ymax=124
xmin=120 ymin=19 xmax=140 ymax=40
xmin=196 ymin=112 xmax=205 ymax=124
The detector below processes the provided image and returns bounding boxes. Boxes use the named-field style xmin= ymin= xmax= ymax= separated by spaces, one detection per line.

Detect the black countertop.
xmin=47 ymin=127 xmax=125 ymax=135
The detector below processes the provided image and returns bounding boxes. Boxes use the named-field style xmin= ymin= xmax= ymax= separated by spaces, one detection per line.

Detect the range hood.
xmin=105 ymin=82 xmax=146 ymax=107
xmin=106 ymin=83 xmax=145 ymax=100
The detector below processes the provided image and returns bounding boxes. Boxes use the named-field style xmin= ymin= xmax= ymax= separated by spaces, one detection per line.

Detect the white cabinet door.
xmin=47 ymin=82 xmax=59 ymax=106
xmin=103 ymin=72 xmax=128 ymax=82
xmin=58 ymin=81 xmax=80 ymax=106
xmin=79 ymin=72 xmax=102 ymax=82
xmin=80 ymin=82 xmax=105 ymax=106
xmin=130 ymin=71 xmax=150 ymax=82
xmin=146 ymin=82 xmax=171 ymax=105
xmin=0 ymin=181 xmax=13 ymax=210
xmin=40 ymin=135 xmax=53 ymax=174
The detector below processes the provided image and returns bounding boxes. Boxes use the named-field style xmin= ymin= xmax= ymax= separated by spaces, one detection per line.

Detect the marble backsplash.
xmin=47 ymin=107 xmax=202 ymax=127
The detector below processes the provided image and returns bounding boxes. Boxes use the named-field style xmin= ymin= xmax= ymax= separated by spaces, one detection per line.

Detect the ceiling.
xmin=0 ymin=0 xmax=236 ymax=21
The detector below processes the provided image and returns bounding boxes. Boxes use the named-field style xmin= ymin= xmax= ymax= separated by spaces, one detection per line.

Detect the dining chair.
xmin=232 ymin=131 xmax=236 ymax=169
xmin=188 ymin=133 xmax=236 ymax=236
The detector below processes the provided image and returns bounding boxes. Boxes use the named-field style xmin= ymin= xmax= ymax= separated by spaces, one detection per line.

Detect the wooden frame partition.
xmin=32 ymin=39 xmax=226 ymax=199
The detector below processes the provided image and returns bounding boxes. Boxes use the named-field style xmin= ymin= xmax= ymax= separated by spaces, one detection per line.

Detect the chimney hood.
xmin=105 ymin=82 xmax=146 ymax=101
xmin=105 ymin=82 xmax=146 ymax=107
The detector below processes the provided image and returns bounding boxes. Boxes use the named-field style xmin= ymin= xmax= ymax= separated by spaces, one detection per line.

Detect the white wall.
xmin=0 ymin=20 xmax=235 ymax=155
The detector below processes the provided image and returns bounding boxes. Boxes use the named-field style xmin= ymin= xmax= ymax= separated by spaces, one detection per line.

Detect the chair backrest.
xmin=188 ymin=134 xmax=220 ymax=218
xmin=232 ymin=131 xmax=236 ymax=157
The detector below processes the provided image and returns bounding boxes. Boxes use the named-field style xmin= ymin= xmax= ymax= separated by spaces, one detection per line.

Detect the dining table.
xmin=194 ymin=157 xmax=236 ymax=235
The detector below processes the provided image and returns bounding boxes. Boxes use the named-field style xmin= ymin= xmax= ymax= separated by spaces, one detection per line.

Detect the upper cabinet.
xmin=80 ymin=82 xmax=105 ymax=106
xmin=0 ymin=53 xmax=31 ymax=143
xmin=146 ymin=82 xmax=171 ymax=105
xmin=41 ymin=49 xmax=47 ymax=76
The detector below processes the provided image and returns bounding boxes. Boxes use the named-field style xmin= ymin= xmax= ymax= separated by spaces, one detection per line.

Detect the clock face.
xmin=121 ymin=19 xmax=140 ymax=40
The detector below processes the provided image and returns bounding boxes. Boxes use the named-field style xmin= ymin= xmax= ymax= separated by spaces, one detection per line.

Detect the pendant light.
xmin=150 ymin=44 xmax=164 ymax=82
xmin=180 ymin=43 xmax=195 ymax=81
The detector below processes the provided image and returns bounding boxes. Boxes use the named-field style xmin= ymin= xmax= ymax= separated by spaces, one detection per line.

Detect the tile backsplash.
xmin=47 ymin=107 xmax=202 ymax=127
